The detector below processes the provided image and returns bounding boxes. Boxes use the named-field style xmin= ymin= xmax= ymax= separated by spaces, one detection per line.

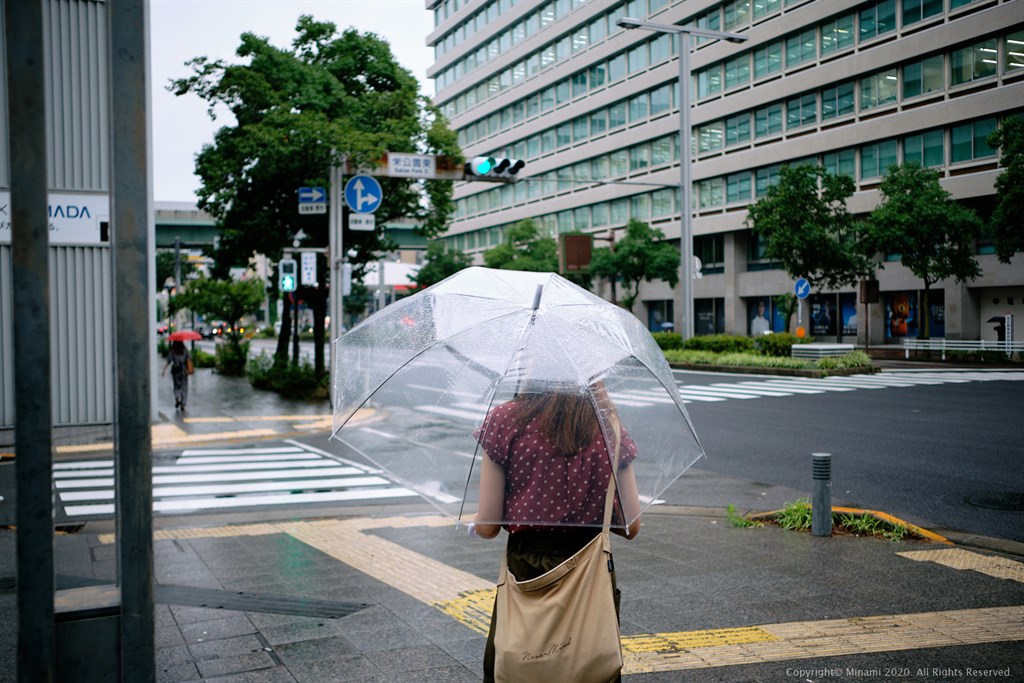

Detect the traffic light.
xmin=464 ymin=156 xmax=525 ymax=182
xmin=278 ymin=258 xmax=298 ymax=292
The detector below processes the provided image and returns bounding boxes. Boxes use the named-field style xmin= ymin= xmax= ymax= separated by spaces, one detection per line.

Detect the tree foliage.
xmin=864 ymin=162 xmax=982 ymax=338
xmin=173 ymin=277 xmax=264 ymax=374
xmin=171 ymin=16 xmax=460 ymax=374
xmin=746 ymin=165 xmax=873 ymax=290
xmin=411 ymin=240 xmax=473 ymax=290
xmin=589 ymin=219 xmax=680 ymax=311
xmin=156 ymin=251 xmax=194 ymax=293
xmin=987 ymin=116 xmax=1024 ymax=263
xmin=483 ymin=219 xmax=558 ymax=272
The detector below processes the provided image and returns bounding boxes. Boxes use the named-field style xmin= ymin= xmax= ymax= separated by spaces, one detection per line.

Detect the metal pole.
xmin=7 ymin=1 xmax=56 ymax=678
xmin=678 ymin=32 xmax=693 ymax=341
xmin=110 ymin=0 xmax=156 ymax=678
xmin=811 ymin=453 xmax=833 ymax=537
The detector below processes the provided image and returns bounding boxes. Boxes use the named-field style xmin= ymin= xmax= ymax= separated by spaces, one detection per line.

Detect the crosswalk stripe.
xmin=54 ymin=465 xmax=365 ymax=489
xmin=732 ymin=381 xmax=824 ymax=394
xmin=59 ymin=476 xmax=394 ymax=501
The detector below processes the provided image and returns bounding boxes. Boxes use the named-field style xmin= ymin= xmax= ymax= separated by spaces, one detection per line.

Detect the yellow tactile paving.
xmin=898 ymin=548 xmax=1024 ymax=583
xmin=117 ymin=517 xmax=1024 ymax=674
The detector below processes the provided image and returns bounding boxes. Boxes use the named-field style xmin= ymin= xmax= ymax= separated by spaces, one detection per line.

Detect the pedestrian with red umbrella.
xmin=161 ymin=338 xmax=193 ymax=411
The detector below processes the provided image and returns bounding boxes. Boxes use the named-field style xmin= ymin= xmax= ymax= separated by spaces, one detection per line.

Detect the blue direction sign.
xmin=297 ymin=186 xmax=327 ymax=215
xmin=344 ymin=175 xmax=383 ymax=214
xmin=794 ymin=277 xmax=811 ymax=299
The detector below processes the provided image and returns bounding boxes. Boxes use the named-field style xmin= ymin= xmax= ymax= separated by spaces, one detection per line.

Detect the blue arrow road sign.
xmin=298 ymin=186 xmax=326 ymax=203
xmin=344 ymin=175 xmax=383 ymax=214
xmin=795 ymin=277 xmax=811 ymax=299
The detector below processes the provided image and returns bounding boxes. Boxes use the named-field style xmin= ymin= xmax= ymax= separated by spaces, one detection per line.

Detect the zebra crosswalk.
xmin=53 ymin=443 xmax=417 ymax=520
xmin=414 ymin=370 xmax=1023 ymax=419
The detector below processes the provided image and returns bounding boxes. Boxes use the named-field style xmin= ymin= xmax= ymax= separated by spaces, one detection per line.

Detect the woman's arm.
xmin=474 ymin=451 xmax=505 ymax=539
xmin=610 ymin=463 xmax=642 ymax=540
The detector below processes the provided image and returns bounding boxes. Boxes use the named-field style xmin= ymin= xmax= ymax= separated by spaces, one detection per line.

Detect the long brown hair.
xmin=509 ymin=390 xmax=599 ymax=456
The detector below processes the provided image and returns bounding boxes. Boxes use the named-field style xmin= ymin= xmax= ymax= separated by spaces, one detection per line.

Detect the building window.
xmin=650 ymin=34 xmax=671 ymax=63
xmin=650 ymin=84 xmax=671 ymax=116
xmin=754 ymin=103 xmax=783 ymax=138
xmin=901 ymin=0 xmax=942 ymax=27
xmin=951 ymin=40 xmax=999 ymax=86
xmin=630 ymin=143 xmax=651 ymax=171
xmin=823 ymin=148 xmax=856 ymax=178
xmin=726 ymin=172 xmax=752 ymax=203
xmin=821 ymin=12 xmax=855 ymax=55
xmin=609 ymin=101 xmax=627 ymax=129
xmin=786 ymin=93 xmax=817 ymax=130
xmin=903 ymin=55 xmax=944 ymax=98
xmin=753 ymin=0 xmax=781 ymax=20
xmin=724 ymin=0 xmax=751 ymax=30
xmin=590 ymin=109 xmax=607 ymax=136
xmin=725 ymin=54 xmax=751 ymax=90
xmin=652 ymin=189 xmax=675 ymax=217
xmin=610 ymin=198 xmax=629 ymax=225
xmin=725 ymin=113 xmax=751 ymax=146
xmin=860 ymin=138 xmax=898 ymax=179
xmin=698 ymin=178 xmax=724 ymax=209
xmin=631 ymin=193 xmax=650 ymax=221
xmin=697 ymin=65 xmax=723 ymax=99
xmin=628 ymin=43 xmax=649 ymax=73
xmin=754 ymin=40 xmax=783 ymax=79
xmin=1005 ymin=31 xmax=1024 ymax=75
xmin=860 ymin=69 xmax=898 ymax=110
xmin=950 ymin=117 xmax=997 ymax=162
xmin=628 ymin=93 xmax=649 ymax=123
xmin=785 ymin=27 xmax=817 ymax=68
xmin=698 ymin=122 xmax=725 ymax=153
xmin=610 ymin=150 xmax=629 ymax=177
xmin=695 ymin=234 xmax=725 ymax=274
xmin=903 ymin=128 xmax=945 ymax=168
xmin=859 ymin=0 xmax=896 ymax=42
xmin=755 ymin=164 xmax=781 ymax=196
xmin=651 ymin=137 xmax=673 ymax=166
xmin=821 ymin=81 xmax=855 ymax=119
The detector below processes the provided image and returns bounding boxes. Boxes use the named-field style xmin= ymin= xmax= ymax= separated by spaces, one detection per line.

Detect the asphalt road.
xmin=676 ymin=369 xmax=1024 ymax=543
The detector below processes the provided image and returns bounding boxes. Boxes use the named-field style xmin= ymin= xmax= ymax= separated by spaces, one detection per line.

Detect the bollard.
xmin=811 ymin=452 xmax=832 ymax=537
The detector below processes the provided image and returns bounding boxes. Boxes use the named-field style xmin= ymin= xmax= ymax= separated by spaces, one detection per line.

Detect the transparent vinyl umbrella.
xmin=331 ymin=267 xmax=703 ymax=531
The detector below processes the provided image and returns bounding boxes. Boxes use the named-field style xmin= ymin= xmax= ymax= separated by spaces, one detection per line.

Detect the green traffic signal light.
xmin=470 ymin=156 xmax=494 ymax=174
xmin=281 ymin=275 xmax=296 ymax=292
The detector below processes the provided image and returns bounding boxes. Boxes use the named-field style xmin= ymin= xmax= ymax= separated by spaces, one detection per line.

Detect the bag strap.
xmin=602 ymin=418 xmax=622 ymax=533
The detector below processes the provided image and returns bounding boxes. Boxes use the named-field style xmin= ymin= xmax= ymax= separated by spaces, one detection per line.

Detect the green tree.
xmin=411 ymin=240 xmax=472 ymax=289
xmin=987 ymin=116 xmax=1024 ymax=263
xmin=745 ymin=164 xmax=873 ymax=290
xmin=864 ymin=163 xmax=982 ymax=338
xmin=483 ymin=219 xmax=558 ymax=272
xmin=171 ymin=16 xmax=459 ymax=375
xmin=174 ymin=277 xmax=264 ymax=375
xmin=589 ymin=219 xmax=679 ymax=311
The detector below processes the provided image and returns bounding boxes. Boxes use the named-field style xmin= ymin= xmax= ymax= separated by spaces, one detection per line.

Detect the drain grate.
xmin=964 ymin=491 xmax=1024 ymax=512
xmin=57 ymin=576 xmax=369 ymax=619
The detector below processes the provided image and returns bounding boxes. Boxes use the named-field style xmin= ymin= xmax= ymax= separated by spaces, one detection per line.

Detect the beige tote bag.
xmin=493 ymin=422 xmax=623 ymax=683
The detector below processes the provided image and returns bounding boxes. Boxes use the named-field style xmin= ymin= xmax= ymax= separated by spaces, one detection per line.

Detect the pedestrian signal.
xmin=278 ymin=258 xmax=298 ymax=292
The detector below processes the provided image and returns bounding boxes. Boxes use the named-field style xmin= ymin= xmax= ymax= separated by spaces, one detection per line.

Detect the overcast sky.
xmin=150 ymin=0 xmax=435 ymax=203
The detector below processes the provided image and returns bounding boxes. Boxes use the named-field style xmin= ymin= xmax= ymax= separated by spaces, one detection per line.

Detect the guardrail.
xmin=902 ymin=338 xmax=1024 ymax=360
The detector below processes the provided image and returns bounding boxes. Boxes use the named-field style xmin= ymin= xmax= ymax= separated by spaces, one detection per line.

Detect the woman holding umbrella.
xmin=162 ymin=331 xmax=198 ymax=411
xmin=474 ymin=382 xmax=642 ymax=683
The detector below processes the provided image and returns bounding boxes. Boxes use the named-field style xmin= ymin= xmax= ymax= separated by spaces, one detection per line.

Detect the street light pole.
xmin=617 ymin=17 xmax=747 ymax=340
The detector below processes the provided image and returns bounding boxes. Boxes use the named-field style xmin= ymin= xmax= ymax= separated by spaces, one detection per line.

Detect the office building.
xmin=426 ymin=0 xmax=1023 ymax=344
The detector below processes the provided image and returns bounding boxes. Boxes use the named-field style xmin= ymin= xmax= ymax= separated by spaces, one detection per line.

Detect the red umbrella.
xmin=167 ymin=330 xmax=202 ymax=342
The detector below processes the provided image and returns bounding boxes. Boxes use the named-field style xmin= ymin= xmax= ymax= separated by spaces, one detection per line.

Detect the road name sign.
xmin=795 ymin=277 xmax=810 ymax=300
xmin=344 ymin=175 xmax=382 ymax=214
xmin=388 ymin=153 xmax=437 ymax=179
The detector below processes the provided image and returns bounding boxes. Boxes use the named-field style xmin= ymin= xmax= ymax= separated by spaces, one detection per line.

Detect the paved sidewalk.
xmin=2 ymin=359 xmax=1022 ymax=681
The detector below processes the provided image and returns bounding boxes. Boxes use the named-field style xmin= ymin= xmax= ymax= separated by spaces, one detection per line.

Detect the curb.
xmin=667 ymin=363 xmax=879 ymax=378
xmin=745 ymin=506 xmax=951 ymax=543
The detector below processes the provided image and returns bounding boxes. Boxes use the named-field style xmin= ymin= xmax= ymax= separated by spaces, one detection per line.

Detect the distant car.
xmin=156 ymin=323 xmax=170 ymax=336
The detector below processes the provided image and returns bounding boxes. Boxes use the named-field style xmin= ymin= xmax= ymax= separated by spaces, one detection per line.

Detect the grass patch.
xmin=663 ymin=348 xmax=874 ymax=373
xmin=739 ymin=499 xmax=913 ymax=541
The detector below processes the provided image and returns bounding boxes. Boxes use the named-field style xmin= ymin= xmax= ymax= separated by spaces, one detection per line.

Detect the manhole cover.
xmin=964 ymin=491 xmax=1024 ymax=512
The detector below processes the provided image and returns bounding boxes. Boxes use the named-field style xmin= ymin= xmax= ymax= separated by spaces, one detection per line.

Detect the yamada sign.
xmin=0 ymin=191 xmax=110 ymax=246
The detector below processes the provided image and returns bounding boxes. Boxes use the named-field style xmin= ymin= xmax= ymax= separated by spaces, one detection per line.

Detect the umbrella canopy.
xmin=167 ymin=330 xmax=202 ymax=342
xmin=331 ymin=267 xmax=703 ymax=530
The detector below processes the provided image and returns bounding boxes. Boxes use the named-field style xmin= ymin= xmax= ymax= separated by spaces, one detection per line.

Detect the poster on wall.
xmin=810 ymin=294 xmax=837 ymax=338
xmin=840 ymin=293 xmax=858 ymax=337
xmin=749 ymin=296 xmax=772 ymax=336
xmin=885 ymin=291 xmax=918 ymax=339
xmin=926 ymin=290 xmax=945 ymax=338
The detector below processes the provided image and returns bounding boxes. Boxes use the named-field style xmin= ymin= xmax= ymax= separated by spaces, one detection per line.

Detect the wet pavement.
xmin=0 ymin=357 xmax=1022 ymax=681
